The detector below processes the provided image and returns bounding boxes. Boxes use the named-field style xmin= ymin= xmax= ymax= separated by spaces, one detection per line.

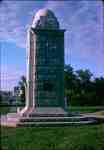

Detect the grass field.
xmin=69 ymin=106 xmax=104 ymax=113
xmin=1 ymin=124 xmax=104 ymax=150
xmin=0 ymin=106 xmax=10 ymax=114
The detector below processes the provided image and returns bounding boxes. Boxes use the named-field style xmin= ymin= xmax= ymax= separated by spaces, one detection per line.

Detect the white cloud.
xmin=0 ymin=1 xmax=27 ymax=48
xmin=0 ymin=0 xmax=45 ymax=48
xmin=0 ymin=64 xmax=25 ymax=90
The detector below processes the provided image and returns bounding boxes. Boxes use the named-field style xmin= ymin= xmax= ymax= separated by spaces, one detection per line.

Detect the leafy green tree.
xmin=76 ymin=69 xmax=93 ymax=83
xmin=18 ymin=76 xmax=27 ymax=104
xmin=64 ymin=64 xmax=76 ymax=89
xmin=93 ymin=77 xmax=104 ymax=105
xmin=64 ymin=64 xmax=80 ymax=105
xmin=64 ymin=65 xmax=104 ymax=106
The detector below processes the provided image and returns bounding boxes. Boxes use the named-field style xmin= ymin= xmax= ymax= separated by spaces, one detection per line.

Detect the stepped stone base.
xmin=0 ymin=107 xmax=99 ymax=127
xmin=18 ymin=108 xmax=97 ymax=126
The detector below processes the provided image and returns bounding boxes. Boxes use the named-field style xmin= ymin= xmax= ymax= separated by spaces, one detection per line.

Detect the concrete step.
xmin=17 ymin=120 xmax=96 ymax=127
xmin=23 ymin=113 xmax=79 ymax=117
xmin=20 ymin=116 xmax=95 ymax=122
xmin=18 ymin=115 xmax=97 ymax=127
xmin=23 ymin=113 xmax=69 ymax=117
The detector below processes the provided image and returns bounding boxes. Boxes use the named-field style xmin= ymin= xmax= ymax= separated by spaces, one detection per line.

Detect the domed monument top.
xmin=32 ymin=9 xmax=60 ymax=29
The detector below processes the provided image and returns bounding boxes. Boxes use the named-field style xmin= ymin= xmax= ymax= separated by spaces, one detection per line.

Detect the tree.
xmin=18 ymin=76 xmax=27 ymax=104
xmin=64 ymin=64 xmax=80 ymax=105
xmin=64 ymin=64 xmax=76 ymax=89
xmin=93 ymin=77 xmax=104 ymax=105
xmin=76 ymin=69 xmax=93 ymax=83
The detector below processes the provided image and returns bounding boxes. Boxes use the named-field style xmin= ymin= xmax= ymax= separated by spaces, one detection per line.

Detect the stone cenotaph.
xmin=21 ymin=8 xmax=67 ymax=115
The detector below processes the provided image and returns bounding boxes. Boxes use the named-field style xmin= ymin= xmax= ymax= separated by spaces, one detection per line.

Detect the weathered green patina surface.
xmin=32 ymin=29 xmax=65 ymax=108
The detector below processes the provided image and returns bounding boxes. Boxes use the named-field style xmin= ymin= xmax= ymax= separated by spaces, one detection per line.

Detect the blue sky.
xmin=0 ymin=0 xmax=104 ymax=91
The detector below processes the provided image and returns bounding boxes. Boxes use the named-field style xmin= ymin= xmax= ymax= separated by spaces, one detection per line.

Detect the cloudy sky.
xmin=0 ymin=0 xmax=104 ymax=91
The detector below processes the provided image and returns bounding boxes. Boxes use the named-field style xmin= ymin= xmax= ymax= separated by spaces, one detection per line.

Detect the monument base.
xmin=0 ymin=107 xmax=97 ymax=127
xmin=21 ymin=107 xmax=68 ymax=117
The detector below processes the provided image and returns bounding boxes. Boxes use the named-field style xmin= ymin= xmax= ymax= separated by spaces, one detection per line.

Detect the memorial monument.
xmin=21 ymin=8 xmax=67 ymax=115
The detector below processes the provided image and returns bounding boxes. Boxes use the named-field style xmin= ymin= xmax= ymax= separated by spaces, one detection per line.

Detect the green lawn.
xmin=69 ymin=106 xmax=104 ymax=113
xmin=0 ymin=106 xmax=10 ymax=114
xmin=1 ymin=124 xmax=104 ymax=150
